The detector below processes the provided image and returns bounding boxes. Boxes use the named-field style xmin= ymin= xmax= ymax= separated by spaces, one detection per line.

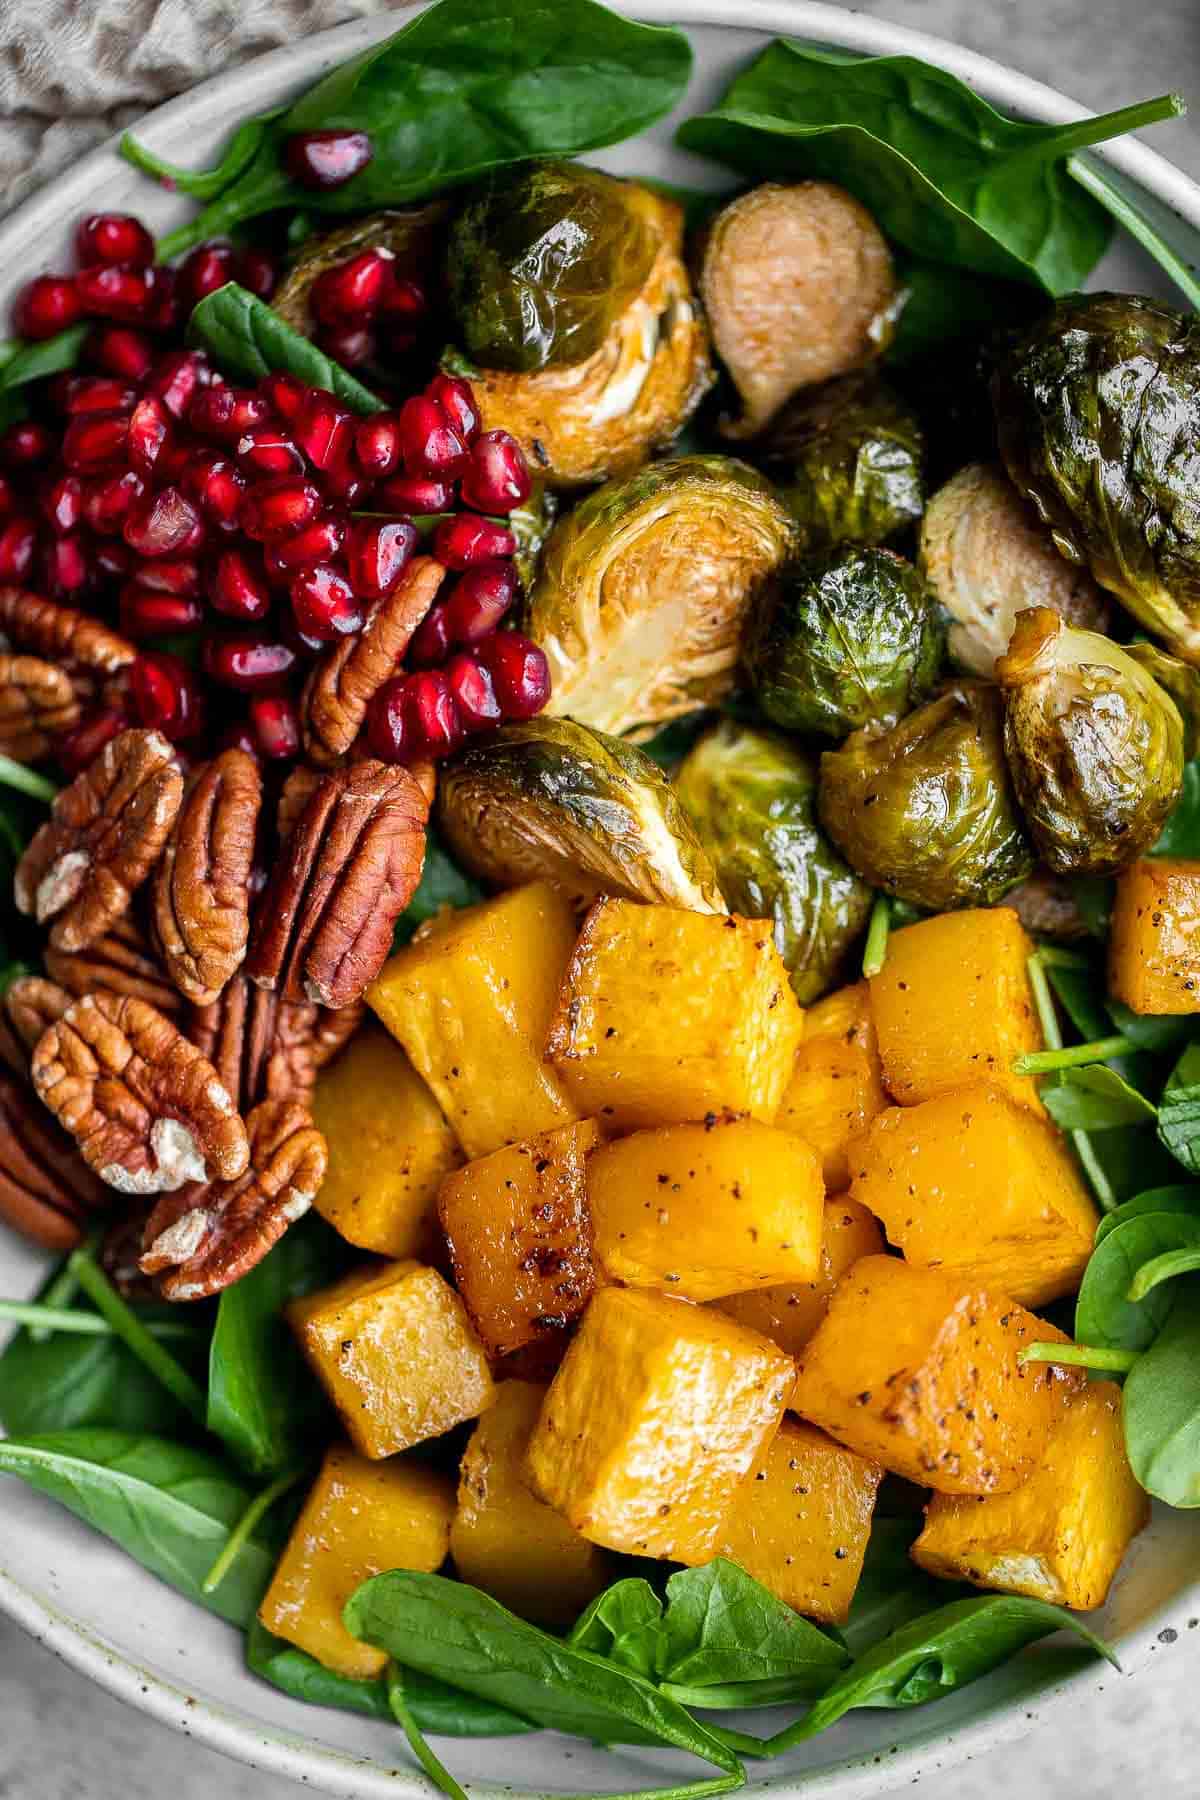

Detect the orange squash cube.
xmin=589 ymin=1116 xmax=823 ymax=1301
xmin=713 ymin=1195 xmax=885 ymax=1359
xmin=1109 ymin=857 xmax=1200 ymax=1014
xmin=288 ymin=1261 xmax=494 ymax=1459
xmin=850 ymin=1083 xmax=1098 ymax=1307
xmin=913 ymin=1382 xmax=1149 ymax=1608
xmin=776 ymin=982 xmax=888 ymax=1189
xmin=258 ymin=1446 xmax=453 ymax=1678
xmin=526 ymin=1286 xmax=794 ymax=1562
xmin=790 ymin=1256 xmax=1080 ymax=1494
xmin=718 ymin=1417 xmax=883 ymax=1623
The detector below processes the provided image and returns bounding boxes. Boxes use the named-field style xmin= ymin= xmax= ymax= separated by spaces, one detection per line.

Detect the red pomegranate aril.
xmin=310 ymin=249 xmax=392 ymax=327
xmin=285 ymin=129 xmax=373 ymax=191
xmin=249 ymin=692 xmax=301 ymax=760
xmin=131 ymin=650 xmax=205 ymax=741
xmin=120 ymin=585 xmax=203 ymax=638
xmin=397 ymin=395 xmax=467 ymax=479
xmin=320 ymin=455 xmax=365 ymax=506
xmin=380 ymin=271 xmax=427 ymax=323
xmin=365 ymin=676 xmax=414 ymax=763
xmin=157 ymin=439 xmax=194 ymax=484
xmin=408 ymin=670 xmax=465 ymax=758
xmin=0 ymin=515 xmax=36 ymax=581
xmin=75 ymin=213 xmax=154 ymax=267
xmin=127 ymin=395 xmax=172 ymax=476
xmin=477 ymin=630 xmax=551 ymax=720
xmin=75 ymin=263 xmax=156 ymax=322
xmin=294 ymin=392 xmax=354 ymax=472
xmin=216 ymin=719 xmax=261 ymax=759
xmin=132 ymin=555 xmax=201 ymax=596
xmin=82 ymin=469 xmax=146 ymax=535
xmin=0 ymin=475 xmax=14 ymax=521
xmin=43 ymin=474 xmax=84 ymax=534
xmin=148 ymin=265 xmax=182 ymax=335
xmin=353 ymin=413 xmax=401 ymax=480
xmin=147 ymin=349 xmax=209 ymax=419
xmin=211 ymin=547 xmax=271 ymax=621
xmin=268 ymin=512 xmax=347 ymax=571
xmin=123 ymin=486 xmax=206 ymax=558
xmin=346 ymin=518 xmax=417 ymax=600
xmin=317 ymin=323 xmax=376 ymax=369
xmin=62 ymin=410 xmax=129 ymax=473
xmin=189 ymin=384 xmax=271 ymax=442
xmin=93 ymin=540 xmax=132 ymax=582
xmin=13 ymin=274 xmax=83 ymax=340
xmin=407 ymin=600 xmax=452 ymax=671
xmin=55 ymin=375 xmax=136 ymax=417
xmin=182 ymin=451 xmax=245 ymax=530
xmin=290 ymin=564 xmax=363 ymax=641
xmin=89 ymin=324 xmax=154 ymax=383
xmin=433 ymin=511 xmax=517 ymax=570
xmin=260 ymin=372 xmax=308 ymax=424
xmin=240 ymin=478 xmax=322 ymax=542
xmin=177 ymin=241 xmax=236 ymax=311
xmin=426 ymin=372 xmax=481 ymax=444
xmin=57 ymin=706 xmax=128 ymax=777
xmin=460 ymin=429 xmax=531 ymax=514
xmin=233 ymin=248 xmax=278 ymax=301
xmin=445 ymin=651 xmax=502 ymax=733
xmin=203 ymin=633 xmax=297 ymax=692
xmin=443 ymin=561 xmax=518 ymax=646
xmin=237 ymin=427 xmax=305 ymax=479
xmin=0 ymin=421 xmax=55 ymax=470
xmin=376 ymin=473 xmax=454 ymax=514
xmin=42 ymin=533 xmax=91 ymax=598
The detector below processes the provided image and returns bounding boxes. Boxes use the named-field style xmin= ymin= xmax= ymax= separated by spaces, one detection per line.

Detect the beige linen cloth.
xmin=0 ymin=0 xmax=419 ymax=217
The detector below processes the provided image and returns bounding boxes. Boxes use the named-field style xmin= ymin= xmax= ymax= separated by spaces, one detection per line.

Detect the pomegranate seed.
xmin=182 ymin=451 xmax=245 ymax=530
xmin=120 ymin=585 xmax=203 ymax=638
xmin=123 ymin=485 xmax=205 ymax=557
xmin=89 ymin=324 xmax=154 ymax=383
xmin=397 ymin=395 xmax=467 ymax=479
xmin=240 ymin=478 xmax=322 ymax=542
xmin=445 ymin=650 xmax=502 ymax=733
xmin=407 ymin=601 xmax=452 ymax=670
xmin=345 ymin=518 xmax=417 ymax=600
xmin=434 ymin=512 xmax=516 ymax=570
xmin=93 ymin=540 xmax=132 ymax=582
xmin=0 ymin=474 xmax=15 ymax=521
xmin=42 ymin=533 xmax=91 ymax=598
xmin=43 ymin=474 xmax=84 ymax=534
xmin=459 ymin=430 xmax=532 ymax=515
xmin=310 ymin=250 xmax=392 ymax=326
xmin=381 ymin=273 xmax=428 ymax=326
xmin=365 ymin=676 xmax=414 ymax=763
xmin=83 ymin=469 xmax=146 ymax=535
xmin=177 ymin=241 xmax=236 ymax=311
xmin=443 ymin=561 xmax=518 ymax=646
xmin=132 ymin=556 xmax=201 ymax=596
xmin=211 ymin=547 xmax=271 ymax=621
xmin=290 ymin=564 xmax=363 ymax=641
xmin=377 ymin=473 xmax=454 ymax=514
xmin=188 ymin=384 xmax=270 ymax=441
xmin=0 ymin=421 xmax=55 ymax=468
xmin=249 ymin=692 xmax=301 ymax=759
xmin=148 ymin=265 xmax=182 ymax=335
xmin=0 ymin=515 xmax=36 ymax=581
xmin=319 ymin=453 xmax=365 ymax=506
xmin=284 ymin=129 xmax=373 ymax=191
xmin=75 ymin=213 xmax=154 ymax=267
xmin=426 ymin=372 xmax=481 ymax=444
xmin=157 ymin=439 xmax=194 ymax=484
xmin=260 ymin=373 xmax=308 ymax=424
xmin=62 ymin=410 xmax=129 ymax=472
xmin=147 ymin=349 xmax=210 ymax=419
xmin=203 ymin=633 xmax=297 ymax=692
xmin=477 ymin=630 xmax=551 ymax=720
xmin=317 ymin=323 xmax=376 ymax=368
xmin=59 ymin=375 xmax=138 ymax=416
xmin=408 ymin=670 xmax=465 ymax=758
xmin=127 ymin=395 xmax=172 ymax=476
xmin=267 ymin=513 xmax=347 ymax=571
xmin=14 ymin=274 xmax=83 ymax=340
xmin=294 ymin=391 xmax=354 ymax=472
xmin=234 ymin=248 xmax=278 ymax=300
xmin=237 ymin=427 xmax=305 ymax=479
xmin=58 ymin=706 xmax=128 ymax=776
xmin=353 ymin=413 xmax=401 ymax=480
xmin=131 ymin=650 xmax=205 ymax=740
xmin=75 ymin=263 xmax=157 ymax=322
xmin=217 ymin=719 xmax=261 ymax=759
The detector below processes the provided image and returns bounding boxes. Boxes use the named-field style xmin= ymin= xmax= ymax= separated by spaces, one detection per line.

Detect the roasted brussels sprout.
xmin=759 ymin=372 xmax=924 ymax=549
xmin=437 ymin=717 xmax=724 ymax=912
xmin=699 ymin=182 xmax=901 ymax=440
xmin=526 ymin=455 xmax=796 ymax=738
xmin=1125 ymin=640 xmax=1200 ymax=759
xmin=273 ymin=205 xmax=448 ymax=337
xmin=674 ymin=720 xmax=873 ymax=1002
xmin=919 ymin=463 xmax=1110 ymax=677
xmin=744 ymin=544 xmax=943 ymax=740
xmin=996 ymin=608 xmax=1185 ymax=877
xmin=506 ymin=483 xmax=558 ymax=592
xmin=993 ymin=293 xmax=1200 ymax=663
xmin=818 ymin=682 xmax=1034 ymax=910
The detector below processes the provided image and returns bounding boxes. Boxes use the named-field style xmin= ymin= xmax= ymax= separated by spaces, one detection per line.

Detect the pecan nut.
xmin=0 ymin=975 xmax=73 ymax=1075
xmin=0 ymin=653 xmax=80 ymax=762
xmin=0 ymin=1070 xmax=109 ymax=1250
xmin=246 ymin=759 xmax=428 ymax=1008
xmin=14 ymin=727 xmax=184 ymax=953
xmin=44 ymin=906 xmax=182 ymax=1017
xmin=140 ymin=1099 xmax=328 ymax=1301
xmin=0 ymin=588 xmax=135 ymax=696
xmin=31 ymin=991 xmax=249 ymax=1195
xmin=187 ymin=976 xmax=318 ymax=1115
xmin=276 ymin=764 xmax=325 ymax=845
xmin=152 ymin=748 xmax=262 ymax=1006
xmin=301 ymin=557 xmax=444 ymax=765
xmin=312 ymin=996 xmax=365 ymax=1068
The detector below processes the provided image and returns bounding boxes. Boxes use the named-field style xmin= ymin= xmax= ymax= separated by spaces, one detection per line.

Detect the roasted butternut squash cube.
xmin=526 ymin=1286 xmax=794 ymax=1562
xmin=850 ymin=1083 xmax=1098 ymax=1307
xmin=439 ymin=1120 xmax=600 ymax=1357
xmin=367 ymin=881 xmax=580 ymax=1156
xmin=718 ymin=1417 xmax=883 ymax=1623
xmin=713 ymin=1195 xmax=885 ymax=1359
xmin=312 ymin=1026 xmax=462 ymax=1258
xmin=547 ymin=899 xmax=805 ymax=1131
xmin=589 ymin=1116 xmax=823 ymax=1301
xmin=777 ymin=982 xmax=888 ymax=1189
xmin=258 ymin=1446 xmax=452 ymax=1679
xmin=790 ymin=1256 xmax=1080 ymax=1494
xmin=912 ymin=1382 xmax=1149 ymax=1609
xmin=869 ymin=909 xmax=1042 ymax=1112
xmin=1109 ymin=857 xmax=1200 ymax=1014
xmin=451 ymin=1380 xmax=610 ymax=1627
xmin=288 ymin=1260 xmax=494 ymax=1459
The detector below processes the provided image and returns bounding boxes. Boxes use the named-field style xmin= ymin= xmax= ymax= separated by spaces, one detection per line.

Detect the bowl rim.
xmin=2 ymin=3 xmax=1199 ymax=1796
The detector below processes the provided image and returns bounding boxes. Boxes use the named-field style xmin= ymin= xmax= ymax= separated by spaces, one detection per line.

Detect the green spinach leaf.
xmin=1158 ymin=1083 xmax=1200 ymax=1174
xmin=0 ymin=1290 xmax=201 ymax=1438
xmin=839 ymin=1518 xmax=960 ymax=1658
xmin=1041 ymin=1065 xmax=1158 ymax=1132
xmin=1106 ymin=999 xmax=1192 ymax=1056
xmin=659 ymin=1560 xmax=846 ymax=1695
xmin=1047 ymin=962 xmax=1110 ymax=1044
xmin=1075 ymin=1212 xmax=1200 ymax=1351
xmin=1068 ymin=156 xmax=1200 ymax=312
xmin=0 ymin=323 xmax=89 ymax=393
xmin=1096 ymin=1185 xmax=1200 ymax=1245
xmin=392 ymin=830 xmax=483 ymax=948
xmin=1123 ymin=1278 xmax=1200 ymax=1506
xmin=1153 ymin=760 xmax=1200 ymax=856
xmin=187 ymin=284 xmax=384 ymax=413
xmin=568 ymin=1577 xmax=666 ymax=1679
xmin=1128 ymin=1244 xmax=1200 ymax=1303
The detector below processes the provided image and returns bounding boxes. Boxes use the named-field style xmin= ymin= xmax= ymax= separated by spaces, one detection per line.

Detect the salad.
xmin=0 ymin=2 xmax=1199 ymax=1795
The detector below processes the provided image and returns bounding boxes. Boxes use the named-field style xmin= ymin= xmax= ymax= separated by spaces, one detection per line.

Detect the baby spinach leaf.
xmin=1069 ymin=156 xmax=1200 ymax=313
xmin=1166 ymin=1043 xmax=1200 ymax=1091
xmin=0 ymin=1430 xmax=278 ymax=1627
xmin=1158 ymin=1083 xmax=1200 ymax=1174
xmin=1047 ymin=963 xmax=1110 ymax=1044
xmin=659 ymin=1560 xmax=846 ymax=1694
xmin=0 ymin=1297 xmax=201 ymax=1438
xmin=1096 ymin=1185 xmax=1200 ymax=1245
xmin=840 ymin=1518 xmax=961 ymax=1658
xmin=392 ymin=830 xmax=484 ymax=948
xmin=677 ymin=41 xmax=1180 ymax=293
xmin=1105 ymin=999 xmax=1192 ymax=1056
xmin=187 ymin=284 xmax=384 ymax=414
xmin=1151 ymin=760 xmax=1200 ymax=857
xmin=1075 ymin=1212 xmax=1200 ymax=1351
xmin=1123 ymin=1278 xmax=1200 ymax=1506
xmin=123 ymin=106 xmax=288 ymax=204
xmin=1128 ymin=1244 xmax=1200 ymax=1303
xmin=568 ymin=1577 xmax=665 ymax=1679
xmin=1041 ymin=1065 xmax=1158 ymax=1132
xmin=0 ymin=322 xmax=89 ymax=392
xmin=387 ymin=1663 xmax=470 ymax=1800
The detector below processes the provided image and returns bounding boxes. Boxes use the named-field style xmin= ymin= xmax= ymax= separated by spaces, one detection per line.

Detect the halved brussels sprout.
xmin=996 ymin=608 xmax=1185 ymax=877
xmin=993 ymin=293 xmax=1200 ymax=664
xmin=506 ymin=483 xmax=558 ymax=592
xmin=674 ymin=720 xmax=873 ymax=1002
xmin=919 ymin=463 xmax=1110 ymax=677
xmin=272 ymin=205 xmax=448 ymax=337
xmin=1126 ymin=640 xmax=1200 ymax=759
xmin=744 ymin=544 xmax=943 ymax=740
xmin=759 ymin=372 xmax=924 ymax=549
xmin=436 ymin=716 xmax=724 ymax=912
xmin=526 ymin=455 xmax=796 ymax=738
xmin=818 ymin=682 xmax=1034 ymax=910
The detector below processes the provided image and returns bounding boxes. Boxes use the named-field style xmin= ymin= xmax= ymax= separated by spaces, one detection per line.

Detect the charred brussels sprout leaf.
xmin=745 ymin=545 xmax=943 ymax=740
xmin=993 ymin=294 xmax=1200 ymax=663
xmin=526 ymin=455 xmax=796 ymax=738
xmin=674 ymin=721 xmax=873 ymax=1002
xmin=436 ymin=716 xmax=725 ymax=912
xmin=507 ymin=483 xmax=558 ymax=592
xmin=759 ymin=372 xmax=924 ymax=549
xmin=447 ymin=163 xmax=658 ymax=375
xmin=996 ymin=608 xmax=1185 ymax=876
xmin=1126 ymin=640 xmax=1200 ymax=760
xmin=819 ymin=682 xmax=1034 ymax=909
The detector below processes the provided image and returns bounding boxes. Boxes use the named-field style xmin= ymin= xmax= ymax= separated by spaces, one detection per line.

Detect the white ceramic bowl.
xmin=2 ymin=5 xmax=1199 ymax=1796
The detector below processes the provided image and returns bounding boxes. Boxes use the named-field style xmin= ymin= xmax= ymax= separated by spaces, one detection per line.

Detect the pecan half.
xmin=44 ymin=906 xmax=181 ymax=1017
xmin=14 ymin=728 xmax=184 ymax=953
xmin=0 ymin=653 xmax=80 ymax=762
xmin=152 ymin=749 xmax=262 ymax=1006
xmin=0 ymin=1070 xmax=109 ymax=1250
xmin=0 ymin=975 xmax=73 ymax=1075
xmin=187 ymin=976 xmax=317 ymax=1114
xmin=31 ymin=991 xmax=249 ymax=1195
xmin=312 ymin=997 xmax=365 ymax=1067
xmin=276 ymin=764 xmax=325 ymax=844
xmin=246 ymin=760 xmax=428 ymax=1008
xmin=140 ymin=1099 xmax=327 ymax=1301
xmin=301 ymin=557 xmax=444 ymax=765
xmin=0 ymin=588 xmax=135 ymax=692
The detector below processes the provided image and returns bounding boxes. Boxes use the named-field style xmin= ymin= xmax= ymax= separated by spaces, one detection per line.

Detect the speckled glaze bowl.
xmin=2 ymin=5 xmax=1199 ymax=1795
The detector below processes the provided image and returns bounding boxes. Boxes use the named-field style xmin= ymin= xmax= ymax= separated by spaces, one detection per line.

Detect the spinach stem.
xmin=1013 ymin=1035 xmax=1132 ymax=1075
xmin=1032 ymin=944 xmax=1092 ymax=970
xmin=1007 ymin=93 xmax=1184 ymax=170
xmin=68 ymin=1247 xmax=208 ymax=1427
xmin=861 ymin=896 xmax=891 ymax=979
xmin=0 ymin=753 xmax=58 ymax=804
xmin=388 ymin=1663 xmax=471 ymax=1800
xmin=202 ymin=1461 xmax=307 ymax=1596
xmin=1127 ymin=1245 xmax=1200 ymax=1303
xmin=1068 ymin=154 xmax=1200 ymax=313
xmin=0 ymin=1299 xmax=200 ymax=1339
xmin=1026 ymin=953 xmax=1117 ymax=1211
xmin=1019 ymin=1341 xmax=1140 ymax=1373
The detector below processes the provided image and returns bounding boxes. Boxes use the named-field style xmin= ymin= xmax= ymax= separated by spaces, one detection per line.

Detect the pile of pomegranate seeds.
xmin=4 ymin=211 xmax=550 ymax=773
